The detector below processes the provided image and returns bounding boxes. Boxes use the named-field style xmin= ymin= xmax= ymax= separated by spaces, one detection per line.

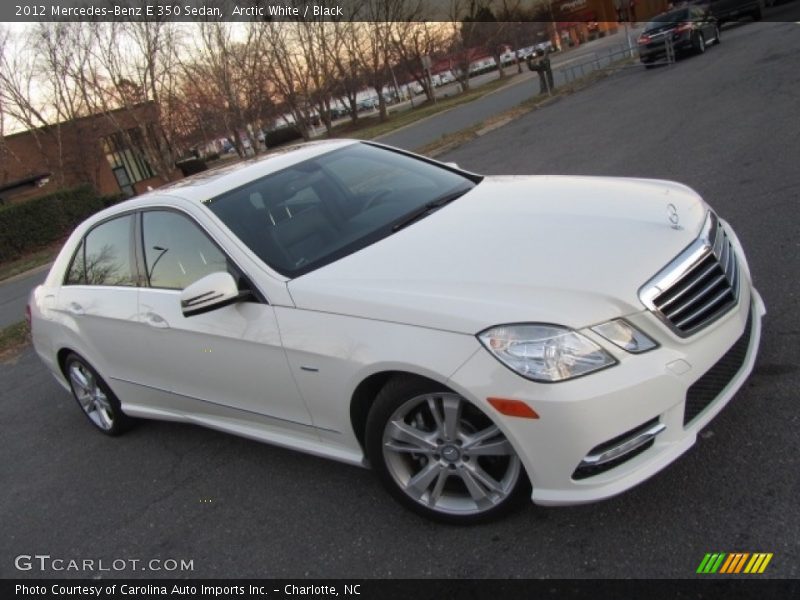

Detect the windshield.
xmin=207 ymin=143 xmax=478 ymax=278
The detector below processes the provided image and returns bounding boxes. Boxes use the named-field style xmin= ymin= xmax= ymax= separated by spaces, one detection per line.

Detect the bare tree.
xmin=392 ymin=22 xmax=449 ymax=103
xmin=0 ymin=24 xmax=97 ymax=187
xmin=86 ymin=20 xmax=184 ymax=178
xmin=331 ymin=20 xmax=366 ymax=125
xmin=262 ymin=21 xmax=315 ymax=140
xmin=295 ymin=20 xmax=341 ymax=134
xmin=180 ymin=21 xmax=263 ymax=156
xmin=356 ymin=0 xmax=415 ymax=121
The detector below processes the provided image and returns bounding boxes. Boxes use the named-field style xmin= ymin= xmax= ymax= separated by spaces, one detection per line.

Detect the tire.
xmin=365 ymin=376 xmax=530 ymax=524
xmin=64 ymin=352 xmax=133 ymax=436
xmin=752 ymin=7 xmax=763 ymax=21
xmin=715 ymin=26 xmax=721 ymax=45
xmin=694 ymin=32 xmax=706 ymax=55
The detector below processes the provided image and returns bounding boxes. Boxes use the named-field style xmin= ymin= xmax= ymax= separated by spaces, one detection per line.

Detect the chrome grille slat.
xmin=674 ymin=288 xmax=732 ymax=329
xmin=712 ymin=225 xmax=725 ymax=257
xmin=718 ymin=235 xmax=730 ymax=272
xmin=642 ymin=213 xmax=741 ymax=337
xmin=666 ymin=273 xmax=727 ymax=320
xmin=658 ymin=262 xmax=719 ymax=310
xmin=726 ymin=250 xmax=737 ymax=283
xmin=728 ymin=253 xmax=738 ymax=292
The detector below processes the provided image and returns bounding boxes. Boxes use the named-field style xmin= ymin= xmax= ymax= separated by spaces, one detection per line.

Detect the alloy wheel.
xmin=68 ymin=361 xmax=115 ymax=431
xmin=381 ymin=392 xmax=521 ymax=517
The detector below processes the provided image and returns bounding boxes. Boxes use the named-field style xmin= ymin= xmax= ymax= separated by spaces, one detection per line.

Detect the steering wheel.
xmin=362 ymin=189 xmax=393 ymax=211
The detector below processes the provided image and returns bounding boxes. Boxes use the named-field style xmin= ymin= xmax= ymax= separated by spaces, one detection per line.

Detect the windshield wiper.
xmin=391 ymin=188 xmax=471 ymax=232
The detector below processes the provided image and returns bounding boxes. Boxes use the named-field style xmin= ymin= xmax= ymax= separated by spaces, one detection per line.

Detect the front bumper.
xmin=447 ymin=286 xmax=765 ymax=506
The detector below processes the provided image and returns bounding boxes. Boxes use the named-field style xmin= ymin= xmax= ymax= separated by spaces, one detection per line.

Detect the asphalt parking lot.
xmin=2 ymin=18 xmax=799 ymax=579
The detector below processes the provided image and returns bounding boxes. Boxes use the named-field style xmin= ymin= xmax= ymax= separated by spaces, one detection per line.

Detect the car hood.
xmin=287 ymin=176 xmax=708 ymax=334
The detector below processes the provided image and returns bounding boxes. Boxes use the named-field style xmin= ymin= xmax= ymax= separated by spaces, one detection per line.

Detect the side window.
xmin=142 ymin=211 xmax=229 ymax=290
xmin=83 ymin=215 xmax=136 ymax=286
xmin=64 ymin=240 xmax=86 ymax=285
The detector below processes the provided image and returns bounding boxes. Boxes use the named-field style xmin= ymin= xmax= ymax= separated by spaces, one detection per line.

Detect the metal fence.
xmin=536 ymin=35 xmax=677 ymax=95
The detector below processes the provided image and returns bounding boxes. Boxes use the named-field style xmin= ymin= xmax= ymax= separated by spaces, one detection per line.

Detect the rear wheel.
xmin=365 ymin=376 xmax=530 ymax=523
xmin=694 ymin=32 xmax=706 ymax=54
xmin=65 ymin=353 xmax=133 ymax=436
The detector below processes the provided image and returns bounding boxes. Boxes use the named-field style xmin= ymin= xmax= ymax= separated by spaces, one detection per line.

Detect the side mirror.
xmin=180 ymin=272 xmax=240 ymax=317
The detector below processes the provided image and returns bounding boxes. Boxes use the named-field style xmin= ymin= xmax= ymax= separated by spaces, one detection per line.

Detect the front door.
xmin=134 ymin=209 xmax=313 ymax=428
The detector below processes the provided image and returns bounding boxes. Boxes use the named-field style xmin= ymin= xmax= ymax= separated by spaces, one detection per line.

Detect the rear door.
xmin=55 ymin=213 xmax=143 ymax=382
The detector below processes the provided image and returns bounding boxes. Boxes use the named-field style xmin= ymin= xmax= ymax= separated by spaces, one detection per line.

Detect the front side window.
xmin=82 ymin=215 xmax=137 ymax=286
xmin=207 ymin=142 xmax=477 ymax=277
xmin=141 ymin=210 xmax=229 ymax=290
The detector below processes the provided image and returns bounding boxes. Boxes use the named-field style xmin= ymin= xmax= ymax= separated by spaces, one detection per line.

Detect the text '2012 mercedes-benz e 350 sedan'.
xmin=29 ymin=140 xmax=764 ymax=523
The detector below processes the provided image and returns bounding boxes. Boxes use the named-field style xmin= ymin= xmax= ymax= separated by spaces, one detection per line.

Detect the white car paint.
xmin=29 ymin=139 xmax=764 ymax=512
xmin=288 ymin=175 xmax=708 ymax=333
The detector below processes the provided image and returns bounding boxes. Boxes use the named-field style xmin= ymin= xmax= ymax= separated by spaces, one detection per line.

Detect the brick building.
xmin=0 ymin=102 xmax=173 ymax=205
xmin=550 ymin=0 xmax=670 ymax=47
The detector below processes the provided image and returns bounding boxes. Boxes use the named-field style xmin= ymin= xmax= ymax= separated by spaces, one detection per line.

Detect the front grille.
xmin=684 ymin=309 xmax=752 ymax=426
xmin=652 ymin=219 xmax=740 ymax=336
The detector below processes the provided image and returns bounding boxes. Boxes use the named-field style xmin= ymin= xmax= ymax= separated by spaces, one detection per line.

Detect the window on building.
xmin=102 ymin=128 xmax=155 ymax=196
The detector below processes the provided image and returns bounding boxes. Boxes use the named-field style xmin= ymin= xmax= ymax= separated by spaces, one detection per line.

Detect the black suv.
xmin=702 ymin=0 xmax=764 ymax=21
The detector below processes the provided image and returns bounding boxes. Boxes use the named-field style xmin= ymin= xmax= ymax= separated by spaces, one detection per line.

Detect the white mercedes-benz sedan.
xmin=29 ymin=140 xmax=765 ymax=523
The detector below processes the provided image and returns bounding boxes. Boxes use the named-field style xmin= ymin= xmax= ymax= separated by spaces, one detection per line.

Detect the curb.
xmin=418 ymin=59 xmax=631 ymax=158
xmin=0 ymin=261 xmax=53 ymax=286
xmin=372 ymin=71 xmax=535 ymax=143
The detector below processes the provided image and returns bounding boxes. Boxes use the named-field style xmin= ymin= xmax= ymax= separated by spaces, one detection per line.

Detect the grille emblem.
xmin=666 ymin=203 xmax=681 ymax=230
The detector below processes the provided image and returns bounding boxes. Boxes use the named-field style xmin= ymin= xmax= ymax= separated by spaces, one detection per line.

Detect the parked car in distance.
xmin=639 ymin=5 xmax=721 ymax=66
xmin=700 ymin=0 xmax=763 ymax=22
xmin=517 ymin=45 xmax=536 ymax=59
xmin=30 ymin=140 xmax=764 ymax=523
xmin=433 ymin=71 xmax=455 ymax=86
xmin=357 ymin=97 xmax=377 ymax=112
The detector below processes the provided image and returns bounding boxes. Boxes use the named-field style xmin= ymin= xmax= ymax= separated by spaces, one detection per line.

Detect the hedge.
xmin=0 ymin=185 xmax=105 ymax=263
xmin=265 ymin=125 xmax=303 ymax=148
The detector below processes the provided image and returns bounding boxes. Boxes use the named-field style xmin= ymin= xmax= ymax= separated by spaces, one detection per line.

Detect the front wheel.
xmin=65 ymin=353 xmax=133 ymax=436
xmin=365 ymin=376 xmax=530 ymax=523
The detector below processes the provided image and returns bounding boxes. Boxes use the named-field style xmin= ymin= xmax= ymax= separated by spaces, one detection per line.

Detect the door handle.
xmin=143 ymin=312 xmax=170 ymax=329
xmin=67 ymin=302 xmax=85 ymax=316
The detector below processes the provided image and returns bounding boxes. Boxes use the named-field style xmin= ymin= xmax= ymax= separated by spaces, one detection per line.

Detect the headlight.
xmin=591 ymin=319 xmax=657 ymax=354
xmin=478 ymin=324 xmax=616 ymax=383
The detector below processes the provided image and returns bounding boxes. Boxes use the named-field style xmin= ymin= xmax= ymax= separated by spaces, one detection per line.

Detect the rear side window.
xmin=141 ymin=210 xmax=229 ymax=290
xmin=64 ymin=240 xmax=86 ymax=285
xmin=81 ymin=215 xmax=136 ymax=286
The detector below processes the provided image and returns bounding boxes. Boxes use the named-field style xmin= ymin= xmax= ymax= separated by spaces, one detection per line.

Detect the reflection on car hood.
xmin=287 ymin=176 xmax=708 ymax=333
